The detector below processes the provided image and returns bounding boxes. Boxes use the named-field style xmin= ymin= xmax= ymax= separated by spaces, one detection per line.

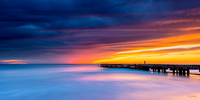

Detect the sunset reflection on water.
xmin=0 ymin=64 xmax=200 ymax=100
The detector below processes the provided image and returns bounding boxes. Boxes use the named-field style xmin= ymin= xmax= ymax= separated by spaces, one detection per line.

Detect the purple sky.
xmin=1 ymin=0 xmax=200 ymax=64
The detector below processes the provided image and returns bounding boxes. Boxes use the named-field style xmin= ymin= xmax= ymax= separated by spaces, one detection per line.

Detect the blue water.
xmin=0 ymin=64 xmax=200 ymax=100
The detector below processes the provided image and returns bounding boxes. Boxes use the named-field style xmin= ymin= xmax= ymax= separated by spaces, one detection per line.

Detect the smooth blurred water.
xmin=0 ymin=64 xmax=200 ymax=100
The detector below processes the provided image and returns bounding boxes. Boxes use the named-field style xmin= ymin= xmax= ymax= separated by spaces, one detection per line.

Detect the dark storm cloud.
xmin=0 ymin=0 xmax=200 ymax=62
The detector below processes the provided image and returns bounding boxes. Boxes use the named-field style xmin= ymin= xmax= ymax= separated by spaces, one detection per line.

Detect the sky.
xmin=0 ymin=0 xmax=200 ymax=64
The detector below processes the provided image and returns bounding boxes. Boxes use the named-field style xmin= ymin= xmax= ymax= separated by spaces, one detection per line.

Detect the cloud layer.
xmin=1 ymin=0 xmax=200 ymax=64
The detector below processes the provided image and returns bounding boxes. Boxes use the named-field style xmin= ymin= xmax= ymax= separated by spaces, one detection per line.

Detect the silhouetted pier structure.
xmin=100 ymin=64 xmax=200 ymax=76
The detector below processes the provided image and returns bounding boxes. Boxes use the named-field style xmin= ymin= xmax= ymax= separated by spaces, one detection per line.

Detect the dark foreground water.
xmin=0 ymin=64 xmax=200 ymax=100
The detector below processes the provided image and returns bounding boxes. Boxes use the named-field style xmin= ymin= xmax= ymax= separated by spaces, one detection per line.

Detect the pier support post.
xmin=164 ymin=68 xmax=166 ymax=73
xmin=179 ymin=67 xmax=183 ymax=75
xmin=183 ymin=69 xmax=186 ymax=76
xmin=158 ymin=67 xmax=160 ymax=72
xmin=187 ymin=67 xmax=190 ymax=76
xmin=179 ymin=67 xmax=182 ymax=75
xmin=176 ymin=68 xmax=178 ymax=74
xmin=173 ymin=66 xmax=175 ymax=73
xmin=153 ymin=67 xmax=155 ymax=72
xmin=199 ymin=66 xmax=200 ymax=72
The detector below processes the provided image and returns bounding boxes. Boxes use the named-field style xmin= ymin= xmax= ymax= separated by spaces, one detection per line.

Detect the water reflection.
xmin=0 ymin=64 xmax=200 ymax=100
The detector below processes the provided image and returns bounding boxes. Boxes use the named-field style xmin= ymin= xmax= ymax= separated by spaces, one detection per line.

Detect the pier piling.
xmin=199 ymin=66 xmax=200 ymax=72
xmin=183 ymin=69 xmax=186 ymax=76
xmin=158 ymin=67 xmax=160 ymax=72
xmin=176 ymin=68 xmax=179 ymax=74
xmin=173 ymin=66 xmax=175 ymax=73
xmin=164 ymin=68 xmax=166 ymax=73
xmin=187 ymin=67 xmax=190 ymax=76
xmin=179 ymin=67 xmax=182 ymax=75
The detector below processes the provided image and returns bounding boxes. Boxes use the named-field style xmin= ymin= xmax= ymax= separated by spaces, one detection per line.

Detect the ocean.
xmin=0 ymin=64 xmax=200 ymax=100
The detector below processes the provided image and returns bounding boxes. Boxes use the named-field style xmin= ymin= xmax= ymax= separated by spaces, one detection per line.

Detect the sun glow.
xmin=92 ymin=33 xmax=200 ymax=64
xmin=115 ymin=44 xmax=200 ymax=54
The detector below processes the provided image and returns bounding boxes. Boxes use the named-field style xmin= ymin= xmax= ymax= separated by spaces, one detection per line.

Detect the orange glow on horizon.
xmin=91 ymin=33 xmax=200 ymax=64
xmin=0 ymin=60 xmax=27 ymax=64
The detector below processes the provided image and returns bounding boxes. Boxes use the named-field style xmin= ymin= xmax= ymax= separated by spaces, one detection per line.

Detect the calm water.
xmin=0 ymin=64 xmax=200 ymax=100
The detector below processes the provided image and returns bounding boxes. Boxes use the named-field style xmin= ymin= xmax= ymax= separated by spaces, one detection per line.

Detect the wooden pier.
xmin=100 ymin=64 xmax=200 ymax=76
